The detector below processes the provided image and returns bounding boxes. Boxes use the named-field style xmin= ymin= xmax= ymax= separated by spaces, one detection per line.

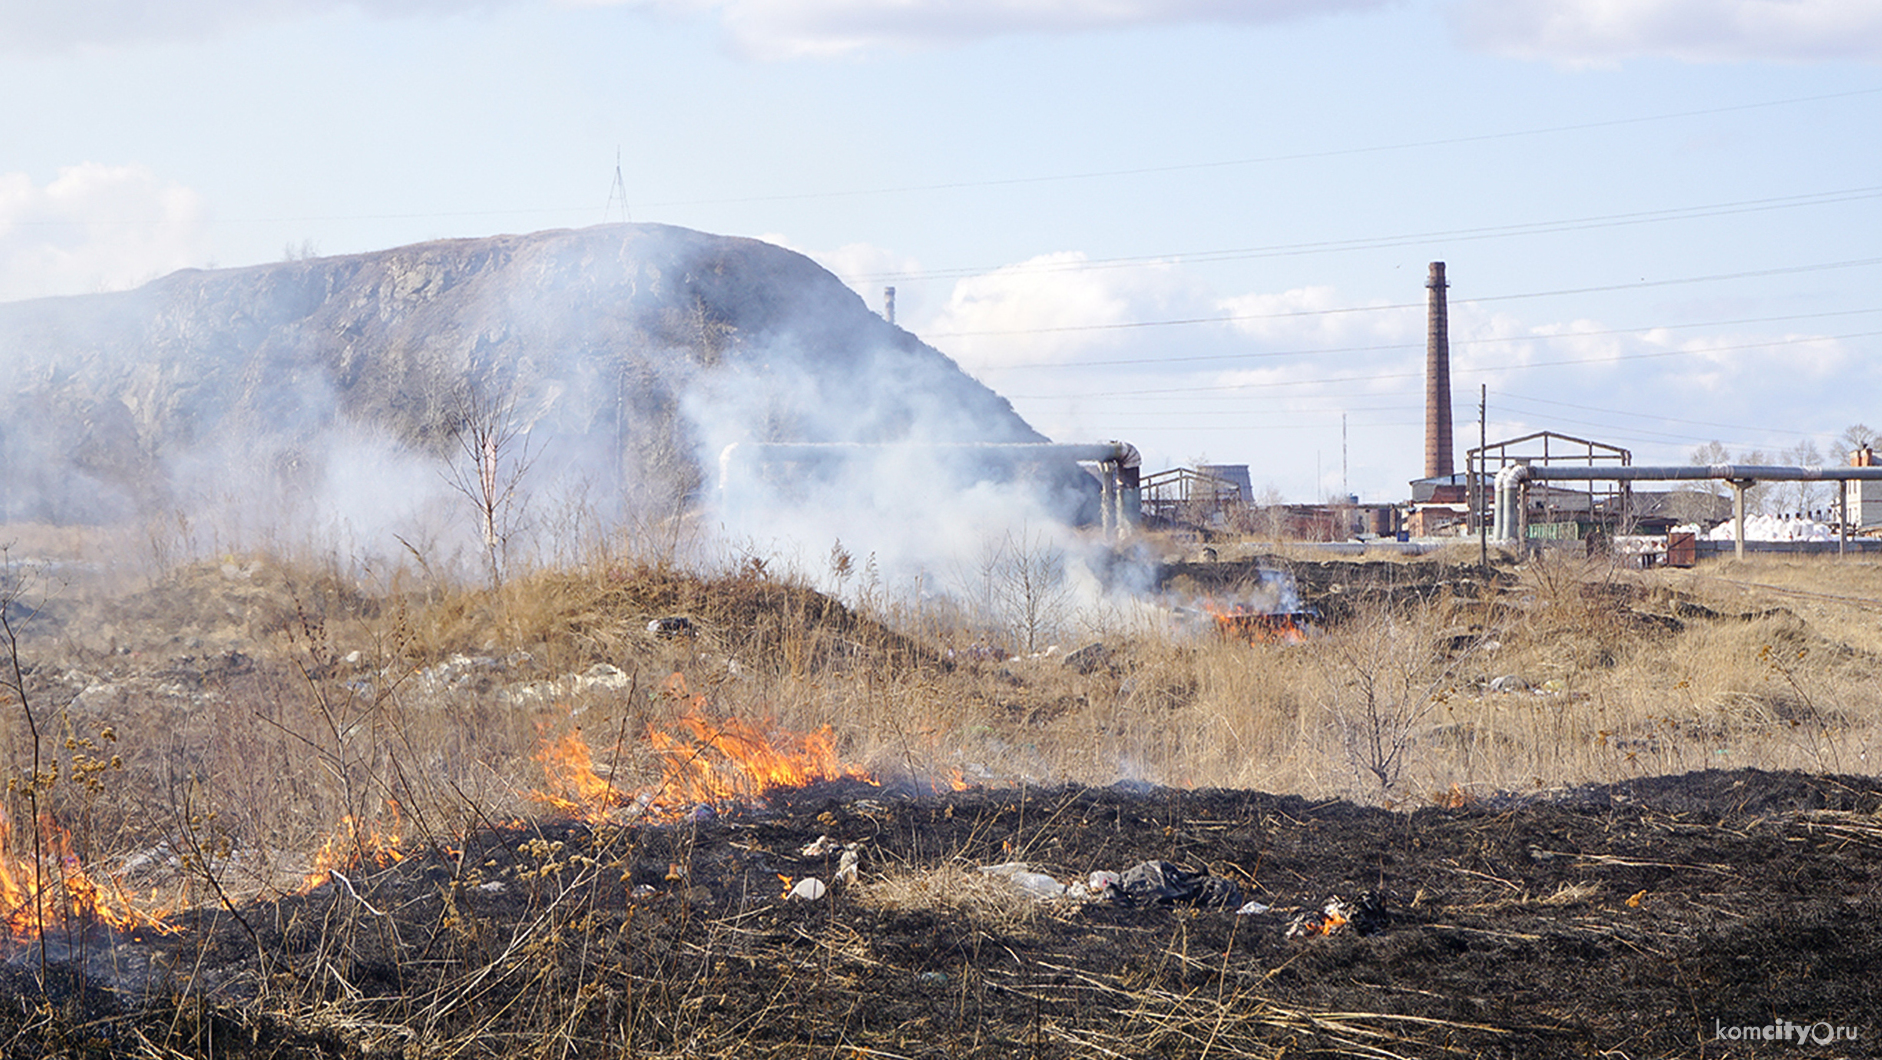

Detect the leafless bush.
xmin=445 ymin=387 xmax=537 ymax=589
xmin=1314 ymin=600 xmax=1481 ymax=800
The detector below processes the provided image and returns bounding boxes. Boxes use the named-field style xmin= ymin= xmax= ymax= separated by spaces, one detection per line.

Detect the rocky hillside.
xmin=0 ymin=224 xmax=1042 ymax=525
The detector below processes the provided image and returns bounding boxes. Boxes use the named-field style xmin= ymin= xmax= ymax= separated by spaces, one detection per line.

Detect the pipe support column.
xmin=1731 ymin=480 xmax=1748 ymax=561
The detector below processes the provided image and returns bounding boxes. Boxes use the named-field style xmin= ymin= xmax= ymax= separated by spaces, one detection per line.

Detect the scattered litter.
xmin=1107 ymin=860 xmax=1241 ymax=910
xmin=629 ymin=884 xmax=657 ymax=898
xmin=1285 ymin=893 xmax=1389 ymax=937
xmin=916 ymin=971 xmax=949 ymax=986
xmin=836 ymin=847 xmax=860 ymax=885
xmin=979 ymin=862 xmax=1068 ymax=899
xmin=1087 ymin=870 xmax=1120 ymax=894
xmin=647 ymin=616 xmax=695 ymax=638
xmin=789 ymin=877 xmax=827 ymax=901
xmin=1287 ymin=896 xmax=1353 ymax=937
xmin=1488 ymin=674 xmax=1530 ymax=693
xmin=477 ymin=881 xmax=508 ymax=895
xmin=1236 ymin=900 xmax=1271 ymax=916
xmin=801 ymin=835 xmax=842 ymax=857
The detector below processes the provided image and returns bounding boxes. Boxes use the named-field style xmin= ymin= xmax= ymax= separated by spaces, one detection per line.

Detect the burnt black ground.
xmin=4 ymin=768 xmax=1881 ymax=1058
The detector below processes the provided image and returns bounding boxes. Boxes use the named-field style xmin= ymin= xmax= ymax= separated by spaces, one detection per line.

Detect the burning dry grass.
xmin=15 ymin=542 xmax=1882 ymax=855
xmin=4 ymin=536 xmax=1882 ymax=1053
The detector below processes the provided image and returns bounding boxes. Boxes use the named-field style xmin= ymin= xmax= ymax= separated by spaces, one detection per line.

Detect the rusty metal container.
xmin=1666 ymin=531 xmax=1697 ymax=568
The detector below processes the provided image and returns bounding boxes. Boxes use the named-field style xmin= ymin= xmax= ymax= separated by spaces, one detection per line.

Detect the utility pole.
xmin=1479 ymin=384 xmax=1488 ymax=571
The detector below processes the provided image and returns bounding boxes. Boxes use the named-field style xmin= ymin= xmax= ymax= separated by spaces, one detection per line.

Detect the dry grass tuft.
xmin=856 ymin=862 xmax=1065 ymax=926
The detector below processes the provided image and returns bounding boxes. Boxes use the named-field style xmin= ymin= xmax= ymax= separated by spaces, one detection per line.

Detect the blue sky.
xmin=4 ymin=0 xmax=1880 ymax=504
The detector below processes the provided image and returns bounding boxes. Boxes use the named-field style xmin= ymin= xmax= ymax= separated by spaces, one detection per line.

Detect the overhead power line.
xmin=971 ymin=306 xmax=1882 ymax=371
xmin=930 ymin=256 xmax=1882 ymax=338
xmin=1004 ymin=329 xmax=1882 ymax=399
xmin=1494 ymin=391 xmax=1802 ymax=438
xmin=630 ymin=85 xmax=1882 ymax=210
xmin=13 ymin=87 xmax=1877 ymax=227
xmin=857 ymin=183 xmax=1882 ymax=284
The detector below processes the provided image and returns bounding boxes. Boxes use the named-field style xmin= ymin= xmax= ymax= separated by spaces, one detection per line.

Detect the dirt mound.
xmin=6 ymin=767 xmax=1878 ymax=1058
xmin=413 ymin=562 xmax=941 ymax=680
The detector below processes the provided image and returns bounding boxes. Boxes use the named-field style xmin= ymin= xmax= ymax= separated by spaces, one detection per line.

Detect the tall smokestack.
xmin=883 ymin=286 xmax=896 ymax=325
xmin=1424 ymin=261 xmax=1452 ymax=480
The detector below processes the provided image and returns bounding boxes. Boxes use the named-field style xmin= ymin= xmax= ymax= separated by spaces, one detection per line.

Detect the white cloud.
xmin=920 ymin=251 xmax=1214 ymax=369
xmin=0 ymin=0 xmax=505 ymax=52
xmin=1449 ymin=0 xmax=1882 ymax=64
xmin=602 ymin=0 xmax=1396 ymax=58
xmin=906 ymin=254 xmax=1879 ymax=492
xmin=0 ymin=0 xmax=1390 ymax=53
xmin=0 ymin=164 xmax=207 ymax=302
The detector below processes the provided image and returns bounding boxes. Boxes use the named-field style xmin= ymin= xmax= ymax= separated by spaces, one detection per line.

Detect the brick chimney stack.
xmin=1424 ymin=262 xmax=1453 ymax=480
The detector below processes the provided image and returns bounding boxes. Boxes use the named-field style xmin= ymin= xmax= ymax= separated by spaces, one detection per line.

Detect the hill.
xmin=0 ymin=224 xmax=1041 ymax=528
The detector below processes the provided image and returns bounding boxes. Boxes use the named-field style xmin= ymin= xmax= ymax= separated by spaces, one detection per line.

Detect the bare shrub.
xmin=1314 ymin=600 xmax=1481 ymax=801
xmin=444 ymin=387 xmax=536 ymax=589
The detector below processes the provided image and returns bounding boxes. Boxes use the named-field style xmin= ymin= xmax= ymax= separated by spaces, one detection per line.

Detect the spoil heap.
xmin=0 ymin=224 xmax=1040 ymax=522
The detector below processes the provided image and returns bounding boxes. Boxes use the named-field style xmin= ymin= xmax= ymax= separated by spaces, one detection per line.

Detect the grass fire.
xmin=1 ymin=536 xmax=1881 ymax=1058
xmin=532 ymin=672 xmax=877 ymax=823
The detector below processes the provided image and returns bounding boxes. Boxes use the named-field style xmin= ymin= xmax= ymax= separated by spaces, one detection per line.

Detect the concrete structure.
xmin=1845 ymin=447 xmax=1882 ymax=529
xmin=1196 ymin=464 xmax=1254 ymax=505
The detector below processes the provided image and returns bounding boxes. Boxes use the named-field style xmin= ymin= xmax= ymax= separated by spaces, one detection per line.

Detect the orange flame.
xmin=0 ymin=810 xmax=176 ymax=942
xmin=1288 ymin=896 xmax=1354 ymax=938
xmin=304 ymin=802 xmax=406 ymax=890
xmin=1297 ymin=907 xmax=1348 ymax=936
xmin=531 ymin=672 xmax=876 ymax=822
xmin=532 ymin=729 xmax=621 ymax=818
xmin=1199 ymin=598 xmax=1309 ymax=645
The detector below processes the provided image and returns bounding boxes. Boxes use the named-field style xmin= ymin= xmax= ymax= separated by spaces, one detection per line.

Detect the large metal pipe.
xmin=1523 ymin=464 xmax=1882 ymax=483
xmin=1489 ymin=464 xmax=1882 ymax=554
xmin=721 ymin=440 xmax=1139 ymax=468
xmin=718 ymin=440 xmax=1144 ymax=534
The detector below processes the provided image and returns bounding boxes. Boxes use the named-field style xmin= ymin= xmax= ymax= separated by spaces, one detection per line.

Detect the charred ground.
xmin=4 ymin=769 xmax=1880 ymax=1058
xmin=4 ymin=547 xmax=1882 ymax=1057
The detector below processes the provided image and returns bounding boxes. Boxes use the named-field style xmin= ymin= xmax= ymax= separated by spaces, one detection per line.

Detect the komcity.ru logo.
xmin=1713 ymin=1018 xmax=1859 ymax=1046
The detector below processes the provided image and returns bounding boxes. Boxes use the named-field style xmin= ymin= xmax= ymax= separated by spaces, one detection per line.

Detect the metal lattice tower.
xmin=605 ymin=148 xmax=631 ymax=224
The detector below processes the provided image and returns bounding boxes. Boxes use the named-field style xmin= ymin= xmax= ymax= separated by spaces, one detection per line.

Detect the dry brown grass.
xmin=5 ymin=540 xmax=1882 ymax=909
xmin=856 ymin=862 xmax=1065 ymax=926
xmin=11 ymin=533 xmax=1882 ymax=1060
